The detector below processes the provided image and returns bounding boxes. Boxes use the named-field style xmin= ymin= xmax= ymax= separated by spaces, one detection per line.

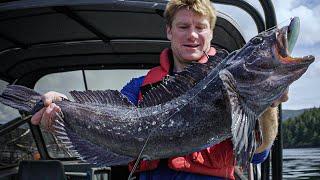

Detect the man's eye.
xmin=251 ymin=36 xmax=263 ymax=44
xmin=197 ymin=26 xmax=206 ymax=30
xmin=179 ymin=26 xmax=188 ymax=29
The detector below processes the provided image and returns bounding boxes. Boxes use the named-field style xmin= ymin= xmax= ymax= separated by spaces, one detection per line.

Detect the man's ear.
xmin=166 ymin=25 xmax=172 ymax=40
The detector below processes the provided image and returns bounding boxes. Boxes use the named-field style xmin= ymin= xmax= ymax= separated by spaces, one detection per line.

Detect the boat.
xmin=0 ymin=0 xmax=282 ymax=179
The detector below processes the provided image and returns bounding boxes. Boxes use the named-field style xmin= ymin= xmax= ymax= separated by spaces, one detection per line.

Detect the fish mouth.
xmin=275 ymin=17 xmax=315 ymax=64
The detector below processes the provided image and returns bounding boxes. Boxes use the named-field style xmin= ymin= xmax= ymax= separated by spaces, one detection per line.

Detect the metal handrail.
xmin=213 ymin=0 xmax=265 ymax=32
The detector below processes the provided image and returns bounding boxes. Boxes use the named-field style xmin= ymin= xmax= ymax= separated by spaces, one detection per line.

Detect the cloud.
xmin=273 ymin=1 xmax=320 ymax=46
xmin=283 ymin=74 xmax=320 ymax=110
xmin=216 ymin=1 xmax=320 ymax=46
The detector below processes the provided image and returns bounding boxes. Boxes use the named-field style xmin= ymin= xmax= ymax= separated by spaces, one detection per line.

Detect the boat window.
xmin=34 ymin=70 xmax=85 ymax=158
xmin=34 ymin=70 xmax=86 ymax=99
xmin=0 ymin=122 xmax=36 ymax=169
xmin=34 ymin=69 xmax=147 ymax=158
xmin=0 ymin=80 xmax=20 ymax=125
xmin=215 ymin=3 xmax=259 ymax=41
xmin=85 ymin=69 xmax=148 ymax=90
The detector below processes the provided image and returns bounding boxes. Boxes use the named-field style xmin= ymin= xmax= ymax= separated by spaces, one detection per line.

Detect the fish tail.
xmin=0 ymin=85 xmax=42 ymax=113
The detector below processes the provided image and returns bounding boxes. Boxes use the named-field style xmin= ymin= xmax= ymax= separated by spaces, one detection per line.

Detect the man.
xmin=31 ymin=0 xmax=288 ymax=179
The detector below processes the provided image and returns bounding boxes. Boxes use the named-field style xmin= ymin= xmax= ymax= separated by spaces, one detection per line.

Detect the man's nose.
xmin=187 ymin=28 xmax=198 ymax=40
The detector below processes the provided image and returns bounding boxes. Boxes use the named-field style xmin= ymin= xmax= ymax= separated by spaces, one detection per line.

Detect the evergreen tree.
xmin=282 ymin=107 xmax=320 ymax=148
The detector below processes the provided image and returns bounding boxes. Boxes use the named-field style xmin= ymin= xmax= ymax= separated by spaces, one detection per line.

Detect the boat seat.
xmin=18 ymin=160 xmax=66 ymax=180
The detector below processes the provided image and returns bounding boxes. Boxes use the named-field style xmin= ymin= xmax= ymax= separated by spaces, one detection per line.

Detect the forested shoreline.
xmin=283 ymin=107 xmax=320 ymax=148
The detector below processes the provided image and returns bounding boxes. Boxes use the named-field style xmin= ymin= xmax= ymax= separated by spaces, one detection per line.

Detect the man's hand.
xmin=271 ymin=88 xmax=289 ymax=107
xmin=31 ymin=91 xmax=67 ymax=131
xmin=255 ymin=90 xmax=289 ymax=153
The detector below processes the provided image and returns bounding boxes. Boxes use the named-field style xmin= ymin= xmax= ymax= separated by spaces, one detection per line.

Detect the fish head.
xmin=224 ymin=17 xmax=315 ymax=111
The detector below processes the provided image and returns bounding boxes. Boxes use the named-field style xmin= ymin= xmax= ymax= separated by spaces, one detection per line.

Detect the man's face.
xmin=167 ymin=8 xmax=213 ymax=63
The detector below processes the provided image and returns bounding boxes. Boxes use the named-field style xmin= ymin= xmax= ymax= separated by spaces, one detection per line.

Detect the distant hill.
xmin=282 ymin=109 xmax=309 ymax=121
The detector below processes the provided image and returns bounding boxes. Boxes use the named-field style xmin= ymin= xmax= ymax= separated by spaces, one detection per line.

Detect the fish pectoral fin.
xmin=70 ymin=90 xmax=134 ymax=107
xmin=219 ymin=69 xmax=259 ymax=168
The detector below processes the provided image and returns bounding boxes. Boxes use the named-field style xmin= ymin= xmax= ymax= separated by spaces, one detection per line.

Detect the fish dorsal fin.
xmin=69 ymin=90 xmax=133 ymax=107
xmin=219 ymin=69 xmax=259 ymax=168
xmin=139 ymin=49 xmax=228 ymax=108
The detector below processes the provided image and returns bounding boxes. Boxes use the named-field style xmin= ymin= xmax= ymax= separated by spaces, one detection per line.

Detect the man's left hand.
xmin=271 ymin=88 xmax=289 ymax=107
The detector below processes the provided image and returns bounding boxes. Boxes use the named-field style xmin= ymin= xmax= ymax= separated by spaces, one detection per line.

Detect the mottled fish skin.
xmin=55 ymin=64 xmax=231 ymax=160
xmin=0 ymin=17 xmax=314 ymax=168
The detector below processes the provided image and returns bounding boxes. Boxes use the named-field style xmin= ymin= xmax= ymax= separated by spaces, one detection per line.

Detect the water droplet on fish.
xmin=95 ymin=126 xmax=100 ymax=130
xmin=202 ymin=85 xmax=207 ymax=89
xmin=179 ymin=132 xmax=185 ymax=137
xmin=181 ymin=99 xmax=187 ymax=103
xmin=168 ymin=120 xmax=174 ymax=127
xmin=102 ymin=123 xmax=106 ymax=128
xmin=138 ymin=127 xmax=142 ymax=132
xmin=107 ymin=129 xmax=112 ymax=132
xmin=145 ymin=126 xmax=149 ymax=129
xmin=115 ymin=132 xmax=121 ymax=135
xmin=136 ymin=137 xmax=144 ymax=142
xmin=152 ymin=111 xmax=158 ymax=114
xmin=87 ymin=125 xmax=91 ymax=129
xmin=152 ymin=121 xmax=156 ymax=125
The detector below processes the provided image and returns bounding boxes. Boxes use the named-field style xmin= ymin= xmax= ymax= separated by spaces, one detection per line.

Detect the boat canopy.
xmin=0 ymin=0 xmax=245 ymax=86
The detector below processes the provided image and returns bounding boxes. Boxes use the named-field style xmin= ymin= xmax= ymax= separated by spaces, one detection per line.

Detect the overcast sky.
xmin=216 ymin=0 xmax=320 ymax=110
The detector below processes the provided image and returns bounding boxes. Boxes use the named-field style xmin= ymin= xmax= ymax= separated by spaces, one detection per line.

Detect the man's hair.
xmin=164 ymin=0 xmax=217 ymax=30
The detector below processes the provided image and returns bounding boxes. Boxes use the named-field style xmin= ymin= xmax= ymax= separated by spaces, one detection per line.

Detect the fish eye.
xmin=251 ymin=36 xmax=263 ymax=44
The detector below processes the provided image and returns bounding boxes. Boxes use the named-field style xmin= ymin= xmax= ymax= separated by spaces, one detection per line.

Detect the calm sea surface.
xmin=283 ymin=148 xmax=320 ymax=179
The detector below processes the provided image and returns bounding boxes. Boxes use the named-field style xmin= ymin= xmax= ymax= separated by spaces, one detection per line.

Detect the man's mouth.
xmin=184 ymin=44 xmax=200 ymax=48
xmin=275 ymin=17 xmax=314 ymax=64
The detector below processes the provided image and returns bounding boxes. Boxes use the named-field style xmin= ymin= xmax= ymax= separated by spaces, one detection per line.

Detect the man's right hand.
xmin=31 ymin=91 xmax=68 ymax=130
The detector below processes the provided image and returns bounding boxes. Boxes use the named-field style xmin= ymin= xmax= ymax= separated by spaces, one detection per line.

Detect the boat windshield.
xmin=0 ymin=80 xmax=20 ymax=125
xmin=34 ymin=69 xmax=147 ymax=158
xmin=0 ymin=122 xmax=36 ymax=169
xmin=215 ymin=1 xmax=260 ymax=42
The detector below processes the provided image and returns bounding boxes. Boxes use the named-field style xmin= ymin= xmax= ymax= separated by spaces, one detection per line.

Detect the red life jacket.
xmin=129 ymin=48 xmax=235 ymax=180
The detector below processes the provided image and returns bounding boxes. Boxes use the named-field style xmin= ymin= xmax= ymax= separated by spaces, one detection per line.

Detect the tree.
xmin=282 ymin=107 xmax=320 ymax=148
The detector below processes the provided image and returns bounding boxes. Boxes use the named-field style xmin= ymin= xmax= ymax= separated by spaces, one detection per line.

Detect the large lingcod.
xmin=0 ymin=17 xmax=314 ymax=167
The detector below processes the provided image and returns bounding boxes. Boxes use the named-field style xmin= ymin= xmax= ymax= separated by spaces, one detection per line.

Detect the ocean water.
xmin=283 ymin=148 xmax=320 ymax=179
